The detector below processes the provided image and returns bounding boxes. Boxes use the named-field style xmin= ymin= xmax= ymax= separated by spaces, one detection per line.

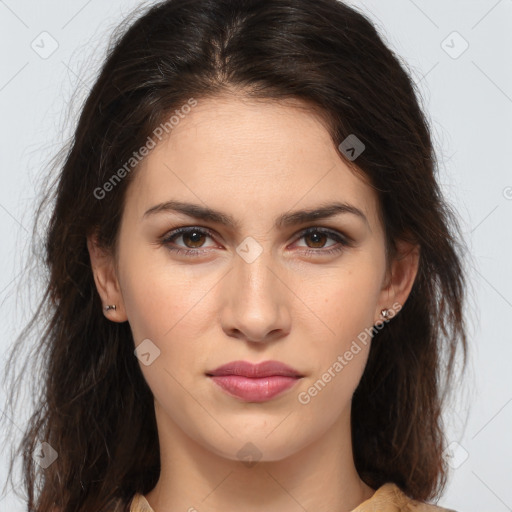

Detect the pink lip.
xmin=206 ymin=360 xmax=303 ymax=402
xmin=208 ymin=375 xmax=301 ymax=402
xmin=207 ymin=360 xmax=302 ymax=378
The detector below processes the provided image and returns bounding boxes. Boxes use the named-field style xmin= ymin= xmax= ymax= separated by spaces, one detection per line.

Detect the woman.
xmin=2 ymin=0 xmax=468 ymax=511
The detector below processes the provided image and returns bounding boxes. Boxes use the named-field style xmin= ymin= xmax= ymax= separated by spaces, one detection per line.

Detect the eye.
xmin=160 ymin=226 xmax=217 ymax=257
xmin=159 ymin=226 xmax=353 ymax=257
xmin=299 ymin=227 xmax=350 ymax=254
xmin=294 ymin=227 xmax=353 ymax=256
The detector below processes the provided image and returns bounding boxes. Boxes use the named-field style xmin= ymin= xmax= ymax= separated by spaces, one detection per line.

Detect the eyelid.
xmin=160 ymin=226 xmax=218 ymax=246
xmin=298 ymin=226 xmax=353 ymax=245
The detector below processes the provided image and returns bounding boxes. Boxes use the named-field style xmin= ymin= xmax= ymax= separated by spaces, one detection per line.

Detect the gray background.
xmin=1 ymin=0 xmax=511 ymax=510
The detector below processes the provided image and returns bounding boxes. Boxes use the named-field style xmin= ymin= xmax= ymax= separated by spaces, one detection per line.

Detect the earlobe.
xmin=86 ymin=234 xmax=128 ymax=322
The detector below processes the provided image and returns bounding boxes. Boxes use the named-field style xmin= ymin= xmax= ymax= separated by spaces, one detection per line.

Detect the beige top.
xmin=128 ymin=482 xmax=457 ymax=511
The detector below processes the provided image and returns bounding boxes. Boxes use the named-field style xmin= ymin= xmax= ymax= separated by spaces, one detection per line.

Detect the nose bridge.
xmin=233 ymin=235 xmax=278 ymax=298
xmin=220 ymin=235 xmax=290 ymax=341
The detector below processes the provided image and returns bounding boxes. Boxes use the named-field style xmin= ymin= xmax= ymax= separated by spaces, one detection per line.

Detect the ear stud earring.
xmin=104 ymin=304 xmax=117 ymax=311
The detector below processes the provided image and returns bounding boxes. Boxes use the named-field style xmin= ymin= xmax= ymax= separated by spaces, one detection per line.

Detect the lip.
xmin=206 ymin=360 xmax=303 ymax=378
xmin=206 ymin=360 xmax=303 ymax=403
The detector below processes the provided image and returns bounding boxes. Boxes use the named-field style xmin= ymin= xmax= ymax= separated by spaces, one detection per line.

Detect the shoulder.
xmin=351 ymin=483 xmax=459 ymax=512
xmin=128 ymin=486 xmax=458 ymax=512
xmin=128 ymin=493 xmax=155 ymax=512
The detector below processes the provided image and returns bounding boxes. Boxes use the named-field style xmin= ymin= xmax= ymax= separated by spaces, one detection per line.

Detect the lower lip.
xmin=208 ymin=375 xmax=301 ymax=402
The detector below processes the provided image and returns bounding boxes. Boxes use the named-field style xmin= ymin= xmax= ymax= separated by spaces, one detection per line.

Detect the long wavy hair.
xmin=2 ymin=0 xmax=470 ymax=510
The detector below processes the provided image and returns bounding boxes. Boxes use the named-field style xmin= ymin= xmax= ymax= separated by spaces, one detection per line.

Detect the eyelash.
xmin=159 ymin=226 xmax=353 ymax=258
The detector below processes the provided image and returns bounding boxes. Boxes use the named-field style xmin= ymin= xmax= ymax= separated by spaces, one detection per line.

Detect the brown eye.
xmin=295 ymin=227 xmax=351 ymax=256
xmin=180 ymin=229 xmax=208 ymax=248
xmin=161 ymin=226 xmax=216 ymax=256
xmin=160 ymin=226 xmax=352 ymax=258
xmin=303 ymin=231 xmax=329 ymax=249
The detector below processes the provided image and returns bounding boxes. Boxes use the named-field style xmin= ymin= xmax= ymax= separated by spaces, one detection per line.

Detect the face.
xmin=90 ymin=95 xmax=416 ymax=462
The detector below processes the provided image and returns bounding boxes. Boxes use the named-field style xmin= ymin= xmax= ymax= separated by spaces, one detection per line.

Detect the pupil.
xmin=187 ymin=230 xmax=203 ymax=247
xmin=309 ymin=232 xmax=325 ymax=247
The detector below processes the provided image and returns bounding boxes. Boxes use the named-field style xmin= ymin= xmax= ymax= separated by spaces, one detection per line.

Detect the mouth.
xmin=206 ymin=359 xmax=303 ymax=378
xmin=206 ymin=360 xmax=304 ymax=402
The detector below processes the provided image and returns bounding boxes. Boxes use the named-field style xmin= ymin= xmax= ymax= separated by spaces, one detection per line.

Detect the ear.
xmin=86 ymin=233 xmax=128 ymax=323
xmin=374 ymin=238 xmax=420 ymax=324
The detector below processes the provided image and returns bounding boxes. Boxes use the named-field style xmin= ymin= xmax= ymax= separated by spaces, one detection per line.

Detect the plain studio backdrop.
xmin=0 ymin=1 xmax=511 ymax=510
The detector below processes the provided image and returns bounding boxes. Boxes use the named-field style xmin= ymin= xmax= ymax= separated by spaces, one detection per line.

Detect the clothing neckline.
xmin=129 ymin=482 xmax=433 ymax=512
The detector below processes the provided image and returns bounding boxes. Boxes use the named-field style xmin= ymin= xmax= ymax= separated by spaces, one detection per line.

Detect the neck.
xmin=144 ymin=400 xmax=375 ymax=512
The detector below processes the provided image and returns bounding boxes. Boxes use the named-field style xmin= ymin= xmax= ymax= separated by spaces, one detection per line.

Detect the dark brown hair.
xmin=2 ymin=0 xmax=469 ymax=510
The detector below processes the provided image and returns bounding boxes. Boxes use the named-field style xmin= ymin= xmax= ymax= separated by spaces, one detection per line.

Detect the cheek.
xmin=295 ymin=300 xmax=374 ymax=437
xmin=308 ymin=254 xmax=383 ymax=348
xmin=119 ymin=260 xmax=212 ymax=415
xmin=297 ymin=255 xmax=383 ymax=404
xmin=119 ymin=246 xmax=221 ymax=379
xmin=119 ymin=239 xmax=199 ymax=338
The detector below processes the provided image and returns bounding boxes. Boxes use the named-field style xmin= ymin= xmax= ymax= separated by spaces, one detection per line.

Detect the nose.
xmin=219 ymin=245 xmax=292 ymax=344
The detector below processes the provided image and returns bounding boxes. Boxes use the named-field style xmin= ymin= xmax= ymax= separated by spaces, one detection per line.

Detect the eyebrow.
xmin=143 ymin=200 xmax=369 ymax=230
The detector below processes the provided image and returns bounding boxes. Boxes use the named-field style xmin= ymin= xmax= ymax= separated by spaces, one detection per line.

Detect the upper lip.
xmin=206 ymin=360 xmax=303 ymax=378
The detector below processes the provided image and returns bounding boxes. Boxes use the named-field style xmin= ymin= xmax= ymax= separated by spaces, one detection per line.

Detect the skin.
xmin=88 ymin=93 xmax=420 ymax=512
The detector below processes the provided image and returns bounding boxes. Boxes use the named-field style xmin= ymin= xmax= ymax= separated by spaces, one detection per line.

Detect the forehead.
xmin=124 ymin=95 xmax=381 ymax=231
